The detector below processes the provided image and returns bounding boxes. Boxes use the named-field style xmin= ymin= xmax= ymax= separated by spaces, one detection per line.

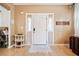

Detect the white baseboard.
xmin=52 ymin=44 xmax=69 ymax=46
xmin=24 ymin=44 xmax=69 ymax=46
xmin=11 ymin=44 xmax=31 ymax=47
xmin=50 ymin=44 xmax=69 ymax=48
xmin=8 ymin=44 xmax=14 ymax=48
xmin=8 ymin=44 xmax=69 ymax=48
xmin=24 ymin=44 xmax=32 ymax=46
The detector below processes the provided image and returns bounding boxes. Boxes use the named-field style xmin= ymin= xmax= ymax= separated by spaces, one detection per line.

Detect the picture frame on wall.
xmin=56 ymin=21 xmax=70 ymax=25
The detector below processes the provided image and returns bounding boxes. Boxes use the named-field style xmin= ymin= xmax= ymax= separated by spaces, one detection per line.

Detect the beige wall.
xmin=14 ymin=5 xmax=74 ymax=44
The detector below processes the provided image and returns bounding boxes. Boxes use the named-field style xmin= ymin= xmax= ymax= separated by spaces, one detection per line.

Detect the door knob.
xmin=33 ymin=28 xmax=35 ymax=32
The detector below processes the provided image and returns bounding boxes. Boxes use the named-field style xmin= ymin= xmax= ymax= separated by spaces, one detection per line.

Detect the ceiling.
xmin=13 ymin=3 xmax=73 ymax=5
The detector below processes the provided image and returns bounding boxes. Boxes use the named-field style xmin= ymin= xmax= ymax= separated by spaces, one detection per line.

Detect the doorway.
xmin=31 ymin=14 xmax=48 ymax=44
xmin=26 ymin=13 xmax=54 ymax=45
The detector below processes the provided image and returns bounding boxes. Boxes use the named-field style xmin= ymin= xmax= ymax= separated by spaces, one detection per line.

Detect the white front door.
xmin=32 ymin=14 xmax=48 ymax=44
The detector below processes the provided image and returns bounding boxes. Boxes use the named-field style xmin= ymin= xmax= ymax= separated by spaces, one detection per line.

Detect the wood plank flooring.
xmin=0 ymin=45 xmax=76 ymax=56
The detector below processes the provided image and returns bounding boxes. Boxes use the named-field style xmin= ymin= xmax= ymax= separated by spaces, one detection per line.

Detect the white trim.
xmin=16 ymin=44 xmax=69 ymax=46
xmin=24 ymin=44 xmax=32 ymax=46
xmin=46 ymin=14 xmax=48 ymax=44
xmin=8 ymin=44 xmax=14 ymax=48
xmin=74 ymin=3 xmax=79 ymax=36
xmin=31 ymin=15 xmax=33 ymax=44
xmin=26 ymin=13 xmax=54 ymax=15
xmin=52 ymin=44 xmax=69 ymax=46
xmin=25 ymin=13 xmax=54 ymax=45
xmin=12 ymin=43 xmax=69 ymax=49
xmin=12 ymin=44 xmax=31 ymax=47
xmin=52 ymin=13 xmax=54 ymax=45
xmin=8 ymin=11 xmax=11 ymax=48
xmin=24 ymin=44 xmax=69 ymax=47
xmin=25 ymin=13 xmax=28 ymax=44
xmin=74 ymin=3 xmax=76 ymax=36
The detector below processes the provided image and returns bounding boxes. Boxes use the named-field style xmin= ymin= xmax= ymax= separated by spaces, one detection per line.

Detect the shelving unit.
xmin=14 ymin=34 xmax=24 ymax=48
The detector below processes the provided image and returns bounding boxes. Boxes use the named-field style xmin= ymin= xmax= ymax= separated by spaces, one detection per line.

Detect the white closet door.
xmin=32 ymin=14 xmax=47 ymax=44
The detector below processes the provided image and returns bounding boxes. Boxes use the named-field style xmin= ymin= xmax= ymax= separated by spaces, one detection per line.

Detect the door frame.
xmin=25 ymin=13 xmax=54 ymax=45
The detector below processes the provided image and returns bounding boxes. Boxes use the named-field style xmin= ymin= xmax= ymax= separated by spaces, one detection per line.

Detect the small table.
xmin=14 ymin=34 xmax=24 ymax=48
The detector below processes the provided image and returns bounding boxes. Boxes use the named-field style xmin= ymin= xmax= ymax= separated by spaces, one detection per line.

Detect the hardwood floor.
xmin=0 ymin=45 xmax=76 ymax=56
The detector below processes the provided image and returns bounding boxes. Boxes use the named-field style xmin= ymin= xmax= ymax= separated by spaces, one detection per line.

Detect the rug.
xmin=29 ymin=44 xmax=51 ymax=53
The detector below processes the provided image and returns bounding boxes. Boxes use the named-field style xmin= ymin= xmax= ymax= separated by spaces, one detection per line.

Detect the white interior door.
xmin=32 ymin=14 xmax=47 ymax=44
